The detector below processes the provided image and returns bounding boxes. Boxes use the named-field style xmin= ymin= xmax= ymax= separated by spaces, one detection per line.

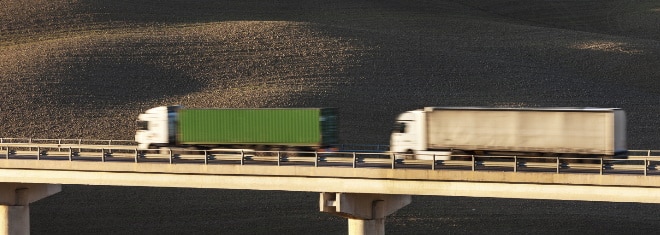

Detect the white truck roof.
xmin=423 ymin=107 xmax=622 ymax=112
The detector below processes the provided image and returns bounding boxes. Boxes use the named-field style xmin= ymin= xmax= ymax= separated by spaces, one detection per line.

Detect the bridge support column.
xmin=320 ymin=193 xmax=411 ymax=235
xmin=0 ymin=183 xmax=61 ymax=235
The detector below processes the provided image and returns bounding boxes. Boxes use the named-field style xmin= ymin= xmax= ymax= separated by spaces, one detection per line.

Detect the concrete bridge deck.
xmin=2 ymin=141 xmax=660 ymax=234
xmin=3 ymin=157 xmax=660 ymax=202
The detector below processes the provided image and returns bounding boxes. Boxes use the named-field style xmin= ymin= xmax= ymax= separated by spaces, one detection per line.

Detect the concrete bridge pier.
xmin=0 ymin=183 xmax=61 ymax=235
xmin=320 ymin=192 xmax=411 ymax=235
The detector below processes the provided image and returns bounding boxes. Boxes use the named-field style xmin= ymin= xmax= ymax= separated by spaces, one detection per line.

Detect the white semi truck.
xmin=390 ymin=107 xmax=627 ymax=160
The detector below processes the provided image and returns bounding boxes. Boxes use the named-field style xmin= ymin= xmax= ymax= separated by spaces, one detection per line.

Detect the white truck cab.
xmin=390 ymin=109 xmax=450 ymax=160
xmin=390 ymin=110 xmax=424 ymax=154
xmin=135 ymin=106 xmax=178 ymax=150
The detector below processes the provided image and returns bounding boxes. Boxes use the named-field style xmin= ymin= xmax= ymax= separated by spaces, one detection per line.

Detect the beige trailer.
xmin=390 ymin=107 xmax=627 ymax=159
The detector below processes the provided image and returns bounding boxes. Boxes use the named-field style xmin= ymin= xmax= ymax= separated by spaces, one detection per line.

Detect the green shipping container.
xmin=177 ymin=108 xmax=338 ymax=147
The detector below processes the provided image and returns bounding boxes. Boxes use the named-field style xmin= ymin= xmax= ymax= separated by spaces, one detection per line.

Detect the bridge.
xmin=1 ymin=138 xmax=660 ymax=235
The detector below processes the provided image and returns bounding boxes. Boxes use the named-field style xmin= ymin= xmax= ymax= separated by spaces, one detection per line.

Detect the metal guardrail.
xmin=629 ymin=150 xmax=660 ymax=157
xmin=0 ymin=138 xmax=135 ymax=146
xmin=1 ymin=139 xmax=660 ymax=176
xmin=337 ymin=144 xmax=390 ymax=152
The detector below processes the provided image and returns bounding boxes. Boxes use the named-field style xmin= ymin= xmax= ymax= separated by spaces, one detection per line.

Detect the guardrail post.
xmin=644 ymin=159 xmax=648 ymax=176
xmin=240 ymin=150 xmax=245 ymax=165
xmin=68 ymin=147 xmax=73 ymax=161
xmin=314 ymin=152 xmax=319 ymax=167
xmin=556 ymin=157 xmax=560 ymax=174
xmin=204 ymin=150 xmax=208 ymax=165
xmin=135 ymin=149 xmax=139 ymax=163
xmin=36 ymin=146 xmax=40 ymax=160
xmin=514 ymin=156 xmax=517 ymax=173
xmin=471 ymin=155 xmax=475 ymax=171
xmin=391 ymin=153 xmax=396 ymax=169
xmin=101 ymin=148 xmax=105 ymax=162
xmin=169 ymin=148 xmax=173 ymax=164
xmin=352 ymin=152 xmax=357 ymax=168
xmin=432 ymin=154 xmax=436 ymax=170
xmin=599 ymin=158 xmax=603 ymax=175
xmin=277 ymin=151 xmax=281 ymax=166
xmin=5 ymin=147 xmax=9 ymax=159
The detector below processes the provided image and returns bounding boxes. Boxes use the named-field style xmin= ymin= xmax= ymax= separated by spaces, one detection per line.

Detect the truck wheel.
xmin=285 ymin=147 xmax=299 ymax=157
xmin=404 ymin=150 xmax=415 ymax=160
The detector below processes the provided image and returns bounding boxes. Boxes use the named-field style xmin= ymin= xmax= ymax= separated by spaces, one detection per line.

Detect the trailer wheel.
xmin=271 ymin=146 xmax=286 ymax=158
xmin=254 ymin=145 xmax=269 ymax=157
xmin=285 ymin=147 xmax=299 ymax=157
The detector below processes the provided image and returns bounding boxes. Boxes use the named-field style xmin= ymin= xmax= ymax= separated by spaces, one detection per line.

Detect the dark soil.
xmin=2 ymin=0 xmax=660 ymax=234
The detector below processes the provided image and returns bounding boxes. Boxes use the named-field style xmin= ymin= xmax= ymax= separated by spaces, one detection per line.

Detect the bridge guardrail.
xmin=628 ymin=150 xmax=660 ymax=157
xmin=1 ymin=139 xmax=660 ymax=176
xmin=0 ymin=138 xmax=135 ymax=146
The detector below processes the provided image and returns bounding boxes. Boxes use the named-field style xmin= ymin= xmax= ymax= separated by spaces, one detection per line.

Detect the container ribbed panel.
xmin=178 ymin=108 xmax=336 ymax=146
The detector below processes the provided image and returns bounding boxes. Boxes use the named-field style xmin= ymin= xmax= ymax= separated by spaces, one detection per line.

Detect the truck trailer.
xmin=135 ymin=106 xmax=338 ymax=151
xmin=390 ymin=107 xmax=627 ymax=160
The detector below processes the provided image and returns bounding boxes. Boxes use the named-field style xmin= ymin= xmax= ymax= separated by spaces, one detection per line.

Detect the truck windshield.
xmin=136 ymin=120 xmax=149 ymax=131
xmin=393 ymin=122 xmax=406 ymax=133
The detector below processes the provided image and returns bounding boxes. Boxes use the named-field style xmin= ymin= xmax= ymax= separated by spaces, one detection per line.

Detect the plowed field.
xmin=2 ymin=0 xmax=659 ymax=234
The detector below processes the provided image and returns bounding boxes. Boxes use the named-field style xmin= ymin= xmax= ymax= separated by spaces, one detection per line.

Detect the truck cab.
xmin=391 ymin=109 xmax=450 ymax=160
xmin=135 ymin=106 xmax=179 ymax=150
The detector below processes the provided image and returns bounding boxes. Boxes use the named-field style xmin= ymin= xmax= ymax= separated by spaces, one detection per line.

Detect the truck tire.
xmin=404 ymin=150 xmax=415 ymax=160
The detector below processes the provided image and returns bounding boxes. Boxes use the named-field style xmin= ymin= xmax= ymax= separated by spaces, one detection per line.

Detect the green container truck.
xmin=135 ymin=106 xmax=338 ymax=151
